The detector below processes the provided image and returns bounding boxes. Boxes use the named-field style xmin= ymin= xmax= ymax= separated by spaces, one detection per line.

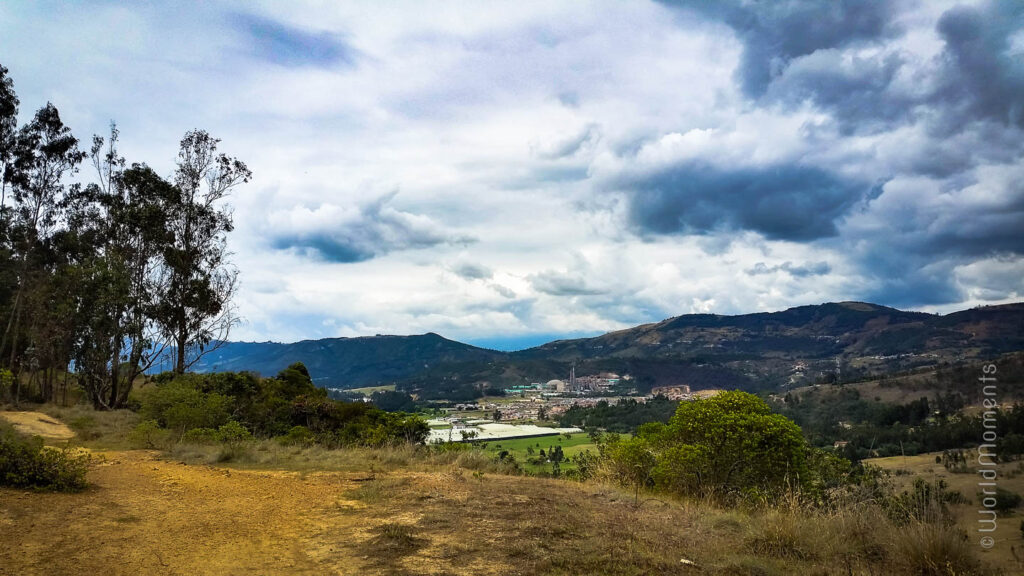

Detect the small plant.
xmin=277 ymin=425 xmax=314 ymax=446
xmin=182 ymin=427 xmax=219 ymax=444
xmin=215 ymin=421 xmax=253 ymax=462
xmin=989 ymin=487 xmax=1022 ymax=512
xmin=128 ymin=419 xmax=170 ymax=449
xmin=892 ymin=522 xmax=979 ymax=576
xmin=369 ymin=523 xmax=424 ymax=556
xmin=217 ymin=421 xmax=252 ymax=445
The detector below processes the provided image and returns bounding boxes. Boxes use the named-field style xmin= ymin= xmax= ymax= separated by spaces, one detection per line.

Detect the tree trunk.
xmin=109 ymin=346 xmax=120 ymax=409
xmin=175 ymin=332 xmax=187 ymax=374
xmin=2 ymin=286 xmax=23 ymax=368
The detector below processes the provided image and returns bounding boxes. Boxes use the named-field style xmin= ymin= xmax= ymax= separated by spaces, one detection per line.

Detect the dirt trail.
xmin=0 ymin=450 xmax=381 ymax=575
xmin=0 ymin=411 xmax=76 ymax=439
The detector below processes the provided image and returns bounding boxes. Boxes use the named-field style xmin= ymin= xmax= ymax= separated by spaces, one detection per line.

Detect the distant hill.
xmin=189 ymin=302 xmax=1024 ymax=397
xmin=190 ymin=333 xmax=502 ymax=387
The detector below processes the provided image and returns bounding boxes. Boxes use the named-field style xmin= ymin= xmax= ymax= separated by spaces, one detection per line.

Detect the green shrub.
xmin=990 ymin=487 xmax=1021 ymax=512
xmin=129 ymin=419 xmax=171 ymax=449
xmin=277 ymin=425 xmax=315 ymax=446
xmin=140 ymin=366 xmax=429 ymax=449
xmin=616 ymin=391 xmax=821 ymax=502
xmin=0 ymin=426 xmax=90 ymax=491
xmin=182 ymin=427 xmax=220 ymax=444
xmin=137 ymin=378 xmax=230 ymax=433
xmin=217 ymin=420 xmax=252 ymax=445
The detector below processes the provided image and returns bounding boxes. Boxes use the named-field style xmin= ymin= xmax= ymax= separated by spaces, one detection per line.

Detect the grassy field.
xmin=478 ymin=432 xmax=597 ymax=473
xmin=347 ymin=384 xmax=397 ymax=395
xmin=865 ymin=451 xmax=1024 ymax=574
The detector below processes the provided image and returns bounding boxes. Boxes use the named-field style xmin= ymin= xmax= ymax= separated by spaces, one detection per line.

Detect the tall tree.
xmin=0 ymin=65 xmax=20 ymax=386
xmin=0 ymin=103 xmax=84 ymax=384
xmin=71 ymin=126 xmax=176 ymax=408
xmin=0 ymin=64 xmax=18 ymax=213
xmin=156 ymin=130 xmax=250 ymax=373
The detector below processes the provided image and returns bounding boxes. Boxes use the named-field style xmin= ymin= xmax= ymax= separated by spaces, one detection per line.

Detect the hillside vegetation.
xmin=191 ymin=302 xmax=1024 ymax=399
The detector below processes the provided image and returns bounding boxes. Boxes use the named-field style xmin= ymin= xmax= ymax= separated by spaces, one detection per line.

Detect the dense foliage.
xmin=370 ymin=390 xmax=418 ymax=412
xmin=597 ymin=391 xmax=849 ymax=502
xmin=772 ymin=384 xmax=1024 ymax=461
xmin=137 ymin=363 xmax=429 ymax=447
xmin=558 ymin=396 xmax=679 ymax=433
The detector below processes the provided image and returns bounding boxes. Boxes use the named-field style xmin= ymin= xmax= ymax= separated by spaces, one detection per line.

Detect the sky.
xmin=1 ymin=0 xmax=1022 ymax=350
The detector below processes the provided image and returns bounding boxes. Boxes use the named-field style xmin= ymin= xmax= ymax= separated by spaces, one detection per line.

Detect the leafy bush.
xmin=991 ymin=487 xmax=1021 ymax=512
xmin=129 ymin=419 xmax=171 ymax=449
xmin=182 ymin=427 xmax=220 ymax=444
xmin=624 ymin=391 xmax=823 ymax=501
xmin=0 ymin=425 xmax=90 ymax=491
xmin=216 ymin=420 xmax=252 ymax=445
xmin=277 ymin=425 xmax=314 ymax=446
xmin=137 ymin=378 xmax=230 ymax=434
xmin=883 ymin=479 xmax=962 ymax=525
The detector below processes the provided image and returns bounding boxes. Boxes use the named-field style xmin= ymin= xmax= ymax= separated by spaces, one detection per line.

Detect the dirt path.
xmin=0 ymin=411 xmax=75 ymax=439
xmin=0 ymin=450 xmax=378 ymax=575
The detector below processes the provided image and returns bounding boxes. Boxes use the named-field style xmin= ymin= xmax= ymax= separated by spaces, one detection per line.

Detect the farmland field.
xmin=347 ymin=384 xmax=396 ymax=395
xmin=478 ymin=432 xmax=597 ymax=473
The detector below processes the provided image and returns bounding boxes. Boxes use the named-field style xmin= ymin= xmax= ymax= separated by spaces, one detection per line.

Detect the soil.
xmin=0 ymin=450 xmax=381 ymax=575
xmin=0 ymin=411 xmax=76 ymax=440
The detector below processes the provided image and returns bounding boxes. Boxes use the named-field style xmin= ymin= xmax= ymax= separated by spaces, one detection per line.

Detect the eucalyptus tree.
xmin=0 ymin=103 xmax=84 ymax=383
xmin=156 ymin=130 xmax=250 ymax=373
xmin=0 ymin=64 xmax=17 ymax=214
xmin=0 ymin=65 xmax=19 ymax=388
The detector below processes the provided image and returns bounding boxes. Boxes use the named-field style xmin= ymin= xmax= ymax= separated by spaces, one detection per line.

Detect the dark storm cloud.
xmin=621 ymin=162 xmax=869 ymax=241
xmin=270 ymin=194 xmax=474 ymax=263
xmin=764 ymin=49 xmax=914 ymax=134
xmin=233 ymin=13 xmax=359 ymax=68
xmin=645 ymin=0 xmax=1024 ymax=310
xmin=667 ymin=1 xmax=1023 ymax=139
xmin=932 ymin=2 xmax=1024 ymax=132
xmin=747 ymin=261 xmax=832 ymax=278
xmin=661 ymin=0 xmax=900 ymax=98
xmin=847 ymin=173 xmax=1024 ymax=307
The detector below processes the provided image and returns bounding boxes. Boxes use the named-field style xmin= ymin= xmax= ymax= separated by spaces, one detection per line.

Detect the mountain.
xmin=190 ymin=302 xmax=1024 ymax=396
xmin=191 ymin=333 xmax=502 ymax=387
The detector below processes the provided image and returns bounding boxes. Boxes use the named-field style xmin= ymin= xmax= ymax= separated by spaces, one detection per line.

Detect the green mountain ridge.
xmin=190 ymin=301 xmax=1024 ymax=397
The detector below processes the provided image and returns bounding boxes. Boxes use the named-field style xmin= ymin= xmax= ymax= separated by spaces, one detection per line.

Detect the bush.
xmin=0 ymin=425 xmax=90 ymax=491
xmin=277 ymin=425 xmax=315 ymax=446
xmin=138 ymin=366 xmax=430 ymax=450
xmin=991 ymin=487 xmax=1021 ymax=512
xmin=626 ymin=391 xmax=820 ymax=501
xmin=129 ymin=419 xmax=171 ymax=449
xmin=137 ymin=378 xmax=230 ymax=434
xmin=217 ymin=421 xmax=252 ymax=445
xmin=182 ymin=427 xmax=220 ymax=444
xmin=892 ymin=522 xmax=981 ymax=576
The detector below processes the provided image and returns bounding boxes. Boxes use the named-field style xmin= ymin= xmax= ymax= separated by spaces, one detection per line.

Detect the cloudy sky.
xmin=2 ymin=0 xmax=1022 ymax=349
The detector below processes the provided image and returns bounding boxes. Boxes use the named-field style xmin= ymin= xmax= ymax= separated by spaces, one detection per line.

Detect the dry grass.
xmin=893 ymin=522 xmax=984 ymax=576
xmin=868 ymin=452 xmax=1024 ymax=573
xmin=34 ymin=403 xmax=140 ymax=449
